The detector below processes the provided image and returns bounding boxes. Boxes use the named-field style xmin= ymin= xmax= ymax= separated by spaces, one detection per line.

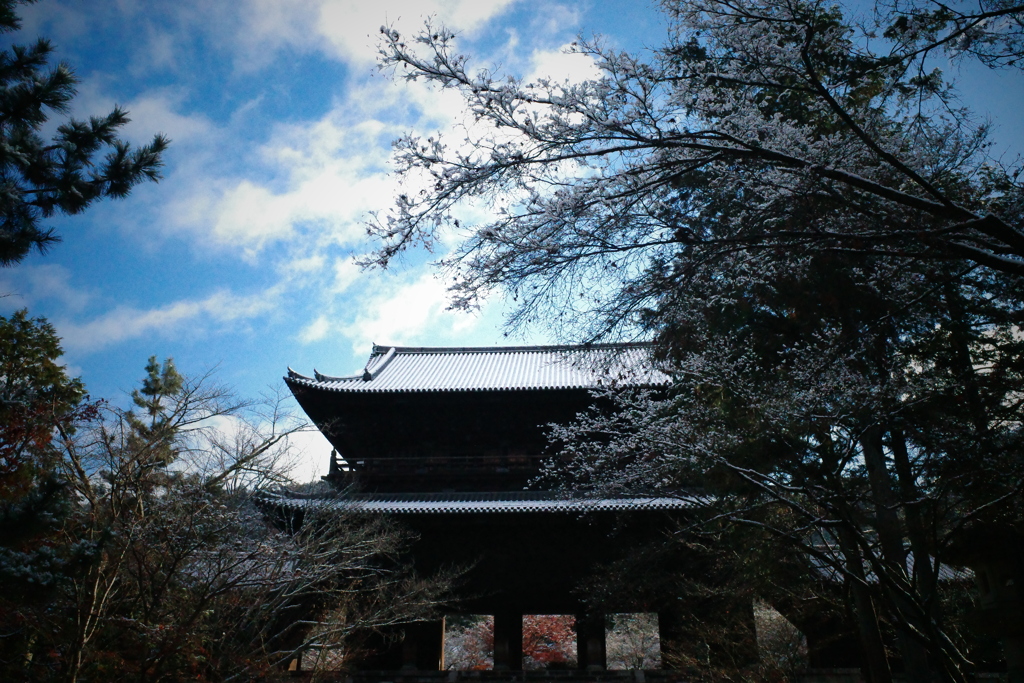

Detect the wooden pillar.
xmin=576 ymin=613 xmax=607 ymax=671
xmin=723 ymin=598 xmax=759 ymax=667
xmin=493 ymin=611 xmax=523 ymax=671
xmin=658 ymin=599 xmax=758 ymax=672
xmin=357 ymin=626 xmax=405 ymax=670
xmin=658 ymin=608 xmax=684 ymax=670
xmin=401 ymin=621 xmax=445 ymax=671
xmin=792 ymin=611 xmax=862 ymax=669
xmin=401 ymin=623 xmax=418 ymax=670
xmin=417 ymin=620 xmax=445 ymax=670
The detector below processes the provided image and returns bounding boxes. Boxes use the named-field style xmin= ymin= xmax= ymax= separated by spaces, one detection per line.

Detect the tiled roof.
xmin=286 ymin=343 xmax=670 ymax=393
xmin=810 ymin=549 xmax=970 ymax=584
xmin=255 ymin=491 xmax=696 ymax=515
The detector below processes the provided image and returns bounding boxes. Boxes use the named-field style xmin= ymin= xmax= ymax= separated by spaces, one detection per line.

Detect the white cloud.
xmin=198 ymin=156 xmax=395 ymax=256
xmin=138 ymin=21 xmax=178 ymax=72
xmin=337 ymin=268 xmax=503 ymax=352
xmin=524 ymin=2 xmax=582 ymax=41
xmin=209 ymin=180 xmax=301 ymax=250
xmin=286 ymin=426 xmax=334 ymax=483
xmin=52 ymin=1 xmax=571 ymax=271
xmin=330 ymin=255 xmax=361 ymax=294
xmin=299 ymin=315 xmax=331 ymax=343
xmin=348 ymin=271 xmax=450 ymax=347
xmin=281 ymin=253 xmax=328 ymax=277
xmin=240 ymin=0 xmax=318 ymax=48
xmin=175 ymin=410 xmax=332 ymax=485
xmin=288 ymin=261 xmax=494 ymax=358
xmin=57 ymin=288 xmax=279 ymax=353
xmin=69 ymin=80 xmax=214 ymax=148
xmin=18 ymin=1 xmax=91 ymax=43
xmin=120 ymin=92 xmax=214 ymax=144
xmin=159 ymin=75 xmax=467 ymax=259
xmin=238 ymin=0 xmax=519 ymax=66
xmin=527 ymin=43 xmax=601 ymax=84
xmin=0 ymin=264 xmax=92 ymax=312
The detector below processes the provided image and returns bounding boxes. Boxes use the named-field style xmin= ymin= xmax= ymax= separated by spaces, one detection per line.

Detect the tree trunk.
xmin=890 ymin=431 xmax=974 ymax=683
xmin=837 ymin=527 xmax=893 ymax=683
xmin=861 ymin=427 xmax=934 ymax=683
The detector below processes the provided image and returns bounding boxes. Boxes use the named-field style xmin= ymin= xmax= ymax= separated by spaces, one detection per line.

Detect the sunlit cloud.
xmin=329 ymin=256 xmax=362 ymax=294
xmin=526 ymin=2 xmax=582 ymax=38
xmin=69 ymin=83 xmax=212 ymax=146
xmin=57 ymin=288 xmax=280 ymax=353
xmin=299 ymin=315 xmax=332 ymax=343
xmin=346 ymin=270 xmax=452 ymax=348
xmin=238 ymin=0 xmax=520 ymax=66
xmin=289 ymin=259 xmax=505 ymax=356
xmin=527 ymin=43 xmax=601 ymax=83
xmin=0 ymin=264 xmax=92 ymax=312
xmin=281 ymin=253 xmax=328 ymax=277
xmin=286 ymin=426 xmax=334 ymax=482
xmin=119 ymin=92 xmax=214 ymax=145
xmin=154 ymin=75 xmax=467 ymax=260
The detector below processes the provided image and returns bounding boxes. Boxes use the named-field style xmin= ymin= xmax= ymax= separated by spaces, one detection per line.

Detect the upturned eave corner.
xmin=285 ymin=366 xmax=312 ymax=381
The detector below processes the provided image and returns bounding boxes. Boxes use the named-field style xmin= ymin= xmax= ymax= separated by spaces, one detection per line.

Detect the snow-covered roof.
xmin=255 ymin=491 xmax=696 ymax=515
xmin=809 ymin=547 xmax=970 ymax=584
xmin=286 ymin=343 xmax=670 ymax=394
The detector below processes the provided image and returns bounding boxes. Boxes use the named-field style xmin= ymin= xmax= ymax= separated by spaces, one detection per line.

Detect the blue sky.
xmin=1 ymin=0 xmax=1021 ymax=481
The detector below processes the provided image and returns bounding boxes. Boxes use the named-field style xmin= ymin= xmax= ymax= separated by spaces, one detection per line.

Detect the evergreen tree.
xmin=0 ymin=309 xmax=87 ymax=472
xmin=126 ymin=356 xmax=183 ymax=470
xmin=0 ymin=310 xmax=96 ymax=681
xmin=0 ymin=0 xmax=168 ymax=265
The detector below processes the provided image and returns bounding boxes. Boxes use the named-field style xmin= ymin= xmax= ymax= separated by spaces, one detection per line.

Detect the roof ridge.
xmin=370 ymin=341 xmax=655 ymax=355
xmin=286 ymin=342 xmax=671 ymax=393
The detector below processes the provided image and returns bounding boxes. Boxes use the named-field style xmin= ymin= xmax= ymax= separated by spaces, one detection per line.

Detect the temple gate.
xmin=263 ymin=344 xmax=752 ymax=677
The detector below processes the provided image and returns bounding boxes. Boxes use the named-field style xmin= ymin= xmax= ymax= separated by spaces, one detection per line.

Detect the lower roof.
xmin=255 ymin=490 xmax=697 ymax=515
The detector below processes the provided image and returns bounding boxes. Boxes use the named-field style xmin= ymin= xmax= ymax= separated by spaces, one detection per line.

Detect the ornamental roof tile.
xmin=255 ymin=491 xmax=697 ymax=515
xmin=286 ymin=343 xmax=669 ymax=393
